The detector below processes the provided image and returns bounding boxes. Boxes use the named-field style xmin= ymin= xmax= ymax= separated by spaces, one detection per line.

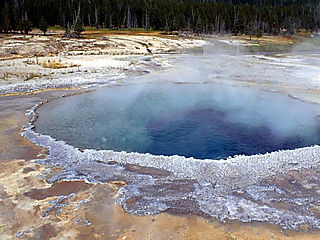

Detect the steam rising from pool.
xmin=35 ymin=82 xmax=320 ymax=160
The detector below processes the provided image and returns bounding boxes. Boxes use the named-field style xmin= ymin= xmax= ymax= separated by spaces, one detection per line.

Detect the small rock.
xmin=142 ymin=56 xmax=152 ymax=62
xmin=14 ymin=232 xmax=24 ymax=237
xmin=83 ymin=218 xmax=91 ymax=226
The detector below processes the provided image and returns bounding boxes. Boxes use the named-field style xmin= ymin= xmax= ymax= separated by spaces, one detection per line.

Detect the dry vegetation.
xmin=42 ymin=59 xmax=78 ymax=69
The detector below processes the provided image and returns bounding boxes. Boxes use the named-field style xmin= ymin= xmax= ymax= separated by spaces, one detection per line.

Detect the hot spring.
xmin=35 ymin=82 xmax=320 ymax=160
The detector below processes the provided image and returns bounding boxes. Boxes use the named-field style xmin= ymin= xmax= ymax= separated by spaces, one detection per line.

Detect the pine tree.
xmin=2 ymin=3 xmax=12 ymax=33
xmin=22 ymin=19 xmax=32 ymax=34
xmin=0 ymin=0 xmax=319 ymax=36
xmin=39 ymin=16 xmax=48 ymax=35
xmin=247 ymin=21 xmax=257 ymax=40
xmin=195 ymin=15 xmax=203 ymax=33
xmin=74 ymin=19 xmax=84 ymax=37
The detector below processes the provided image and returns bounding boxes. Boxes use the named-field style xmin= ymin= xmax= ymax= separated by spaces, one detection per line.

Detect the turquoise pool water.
xmin=35 ymin=82 xmax=320 ymax=159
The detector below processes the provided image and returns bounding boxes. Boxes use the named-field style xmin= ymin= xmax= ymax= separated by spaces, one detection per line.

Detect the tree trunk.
xmin=95 ymin=5 xmax=99 ymax=30
xmin=73 ymin=3 xmax=81 ymax=30
xmin=145 ymin=10 xmax=149 ymax=30
xmin=127 ymin=5 xmax=131 ymax=29
xmin=109 ymin=14 xmax=112 ymax=29
xmin=88 ymin=13 xmax=91 ymax=27
xmin=65 ymin=22 xmax=71 ymax=37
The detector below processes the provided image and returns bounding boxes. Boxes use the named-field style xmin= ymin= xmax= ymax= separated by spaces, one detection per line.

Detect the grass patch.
xmin=41 ymin=26 xmax=175 ymax=39
xmin=48 ymin=26 xmax=65 ymax=31
xmin=25 ymin=72 xmax=43 ymax=81
xmin=2 ymin=72 xmax=9 ymax=80
xmin=81 ymin=27 xmax=163 ymax=39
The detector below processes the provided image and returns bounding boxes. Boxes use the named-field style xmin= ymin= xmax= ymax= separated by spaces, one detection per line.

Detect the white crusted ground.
xmin=0 ymin=34 xmax=205 ymax=95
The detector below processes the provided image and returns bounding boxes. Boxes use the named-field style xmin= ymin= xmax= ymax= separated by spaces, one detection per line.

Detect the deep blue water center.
xmin=36 ymin=83 xmax=320 ymax=159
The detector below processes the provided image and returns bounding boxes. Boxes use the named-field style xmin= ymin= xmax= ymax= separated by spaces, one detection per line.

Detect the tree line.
xmin=1 ymin=0 xmax=319 ymax=36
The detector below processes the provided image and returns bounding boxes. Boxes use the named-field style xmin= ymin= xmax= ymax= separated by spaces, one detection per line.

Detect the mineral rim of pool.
xmin=35 ymin=82 xmax=320 ymax=160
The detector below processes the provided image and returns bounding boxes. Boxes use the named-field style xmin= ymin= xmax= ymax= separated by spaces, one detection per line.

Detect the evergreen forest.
xmin=1 ymin=0 xmax=319 ymax=35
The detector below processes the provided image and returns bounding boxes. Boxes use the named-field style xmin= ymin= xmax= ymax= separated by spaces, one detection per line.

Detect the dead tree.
xmin=145 ymin=10 xmax=149 ymax=30
xmin=73 ymin=3 xmax=81 ymax=30
xmin=127 ymin=5 xmax=131 ymax=29
xmin=95 ymin=4 xmax=99 ymax=30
